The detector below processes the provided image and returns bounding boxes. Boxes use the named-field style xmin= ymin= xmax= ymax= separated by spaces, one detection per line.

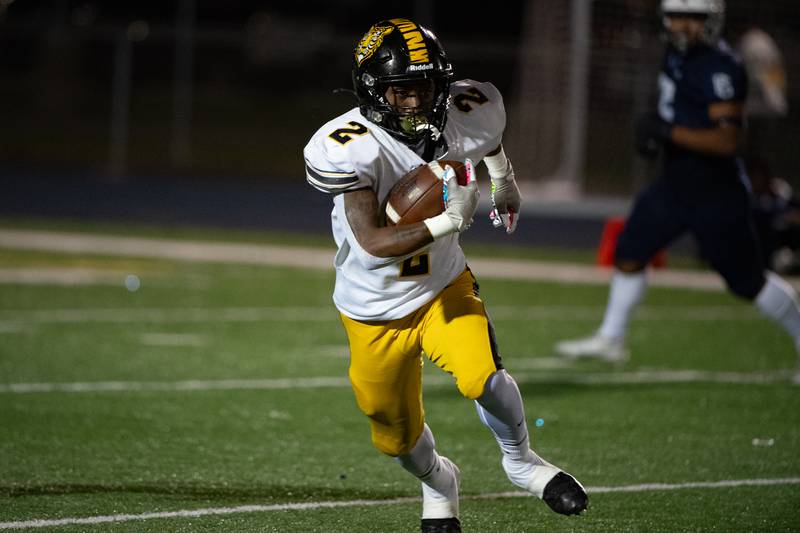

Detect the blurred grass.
xmin=0 ymin=222 xmax=798 ymax=531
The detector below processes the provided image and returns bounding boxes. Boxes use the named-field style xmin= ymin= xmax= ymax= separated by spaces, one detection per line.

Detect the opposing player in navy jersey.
xmin=556 ymin=0 xmax=800 ymax=384
xmin=305 ymin=18 xmax=586 ymax=532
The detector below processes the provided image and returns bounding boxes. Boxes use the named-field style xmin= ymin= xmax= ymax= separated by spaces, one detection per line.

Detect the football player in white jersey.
xmin=304 ymin=18 xmax=587 ymax=532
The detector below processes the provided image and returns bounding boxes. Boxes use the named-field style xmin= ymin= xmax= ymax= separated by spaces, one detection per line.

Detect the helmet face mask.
xmin=352 ymin=19 xmax=453 ymax=143
xmin=660 ymin=0 xmax=725 ymax=53
xmin=384 ymin=79 xmax=436 ymax=135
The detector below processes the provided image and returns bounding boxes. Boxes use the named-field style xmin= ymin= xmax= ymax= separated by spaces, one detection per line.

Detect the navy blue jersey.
xmin=617 ymin=41 xmax=764 ymax=297
xmin=657 ymin=40 xmax=748 ymax=187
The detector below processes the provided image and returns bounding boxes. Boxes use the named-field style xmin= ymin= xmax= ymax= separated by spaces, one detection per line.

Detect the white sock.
xmin=475 ymin=370 xmax=537 ymax=461
xmin=754 ymin=272 xmax=800 ymax=344
xmin=598 ymin=270 xmax=647 ymax=340
xmin=395 ymin=424 xmax=458 ymax=518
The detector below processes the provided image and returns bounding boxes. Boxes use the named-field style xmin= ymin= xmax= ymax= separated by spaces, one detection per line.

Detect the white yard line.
xmin=0 ymin=268 xmax=127 ymax=286
xmin=0 ymin=369 xmax=791 ymax=394
xmin=0 ymin=377 xmax=351 ymax=394
xmin=0 ymin=228 xmax=733 ymax=290
xmin=0 ymin=307 xmax=340 ymax=324
xmin=138 ymin=333 xmax=208 ymax=347
xmin=0 ymin=304 xmax=761 ymax=326
xmin=0 ymin=229 xmax=334 ymax=270
xmin=1 ymin=477 xmax=798 ymax=530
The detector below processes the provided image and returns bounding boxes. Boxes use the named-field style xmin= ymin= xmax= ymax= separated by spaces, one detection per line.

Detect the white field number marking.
xmin=1 ymin=478 xmax=798 ymax=530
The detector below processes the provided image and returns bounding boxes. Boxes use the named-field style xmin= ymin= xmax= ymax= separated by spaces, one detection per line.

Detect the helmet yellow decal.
xmin=389 ymin=18 xmax=430 ymax=64
xmin=355 ymin=24 xmax=394 ymax=66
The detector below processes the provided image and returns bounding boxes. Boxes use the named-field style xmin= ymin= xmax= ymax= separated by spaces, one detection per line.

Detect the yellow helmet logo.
xmin=355 ymin=24 xmax=394 ymax=66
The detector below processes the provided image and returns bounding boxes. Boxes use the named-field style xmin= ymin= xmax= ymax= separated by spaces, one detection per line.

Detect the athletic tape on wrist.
xmin=484 ymin=146 xmax=511 ymax=181
xmin=424 ymin=213 xmax=457 ymax=239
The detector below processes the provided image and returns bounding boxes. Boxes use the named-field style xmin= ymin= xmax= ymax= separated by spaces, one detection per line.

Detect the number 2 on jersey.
xmin=329 ymin=121 xmax=368 ymax=145
xmin=400 ymin=253 xmax=430 ymax=277
xmin=454 ymin=87 xmax=489 ymax=112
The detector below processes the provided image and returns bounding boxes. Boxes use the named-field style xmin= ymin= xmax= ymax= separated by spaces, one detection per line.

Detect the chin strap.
xmin=419 ymin=123 xmax=442 ymax=141
xmin=418 ymin=133 xmax=447 ymax=163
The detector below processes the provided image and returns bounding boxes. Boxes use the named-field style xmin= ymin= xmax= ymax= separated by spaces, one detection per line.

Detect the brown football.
xmin=385 ymin=160 xmax=467 ymax=226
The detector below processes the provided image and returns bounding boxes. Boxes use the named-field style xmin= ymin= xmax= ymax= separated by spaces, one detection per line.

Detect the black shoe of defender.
xmin=421 ymin=517 xmax=462 ymax=532
xmin=542 ymin=472 xmax=588 ymax=515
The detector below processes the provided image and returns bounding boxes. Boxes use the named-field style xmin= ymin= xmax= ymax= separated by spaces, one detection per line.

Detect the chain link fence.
xmin=507 ymin=0 xmax=800 ymax=196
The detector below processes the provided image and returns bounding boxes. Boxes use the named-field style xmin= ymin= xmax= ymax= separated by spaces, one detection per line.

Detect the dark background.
xmin=1 ymin=1 xmax=798 ymax=250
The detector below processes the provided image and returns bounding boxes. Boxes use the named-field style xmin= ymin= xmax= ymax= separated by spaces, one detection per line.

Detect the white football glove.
xmin=489 ymin=160 xmax=521 ymax=234
xmin=423 ymin=159 xmax=480 ymax=239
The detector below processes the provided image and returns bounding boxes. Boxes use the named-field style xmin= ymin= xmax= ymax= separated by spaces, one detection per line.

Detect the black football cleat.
xmin=542 ymin=472 xmax=588 ymax=515
xmin=421 ymin=517 xmax=462 ymax=532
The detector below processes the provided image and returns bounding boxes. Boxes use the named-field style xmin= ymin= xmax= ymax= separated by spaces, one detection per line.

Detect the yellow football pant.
xmin=340 ymin=269 xmax=500 ymax=457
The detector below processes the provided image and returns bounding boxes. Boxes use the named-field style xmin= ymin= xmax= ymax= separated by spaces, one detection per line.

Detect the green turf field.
xmin=0 ymin=223 xmax=798 ymax=532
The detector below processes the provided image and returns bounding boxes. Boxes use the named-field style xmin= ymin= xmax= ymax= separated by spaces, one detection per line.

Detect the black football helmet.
xmin=352 ymin=18 xmax=453 ymax=144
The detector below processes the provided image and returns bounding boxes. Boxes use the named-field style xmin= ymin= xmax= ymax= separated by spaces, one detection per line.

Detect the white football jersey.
xmin=304 ymin=79 xmax=506 ymax=321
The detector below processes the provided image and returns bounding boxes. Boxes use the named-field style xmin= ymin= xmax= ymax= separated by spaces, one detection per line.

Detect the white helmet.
xmin=661 ymin=0 xmax=725 ymax=52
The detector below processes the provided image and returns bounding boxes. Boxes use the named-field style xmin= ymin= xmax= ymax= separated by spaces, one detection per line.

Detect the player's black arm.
xmin=344 ymin=188 xmax=434 ymax=258
xmin=670 ymin=101 xmax=743 ymax=156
